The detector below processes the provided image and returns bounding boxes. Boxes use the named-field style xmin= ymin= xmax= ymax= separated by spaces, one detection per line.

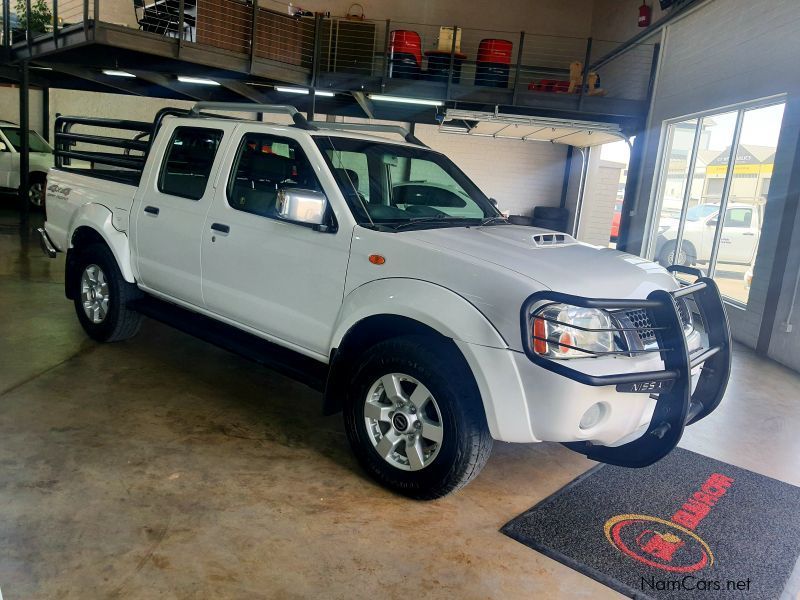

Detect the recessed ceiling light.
xmin=177 ymin=76 xmax=220 ymax=86
xmin=368 ymin=94 xmax=443 ymax=107
xmin=103 ymin=70 xmax=135 ymax=78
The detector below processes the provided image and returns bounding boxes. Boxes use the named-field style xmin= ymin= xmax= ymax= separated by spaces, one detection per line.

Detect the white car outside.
xmin=655 ymin=203 xmax=760 ymax=267
xmin=38 ymin=103 xmax=732 ymax=499
xmin=0 ymin=121 xmax=54 ymax=207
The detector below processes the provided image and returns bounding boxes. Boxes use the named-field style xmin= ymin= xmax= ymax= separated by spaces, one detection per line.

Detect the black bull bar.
xmin=519 ymin=274 xmax=731 ymax=468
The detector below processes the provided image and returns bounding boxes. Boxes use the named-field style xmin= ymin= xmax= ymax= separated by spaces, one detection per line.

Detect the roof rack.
xmin=310 ymin=121 xmax=427 ymax=146
xmin=188 ymin=102 xmax=317 ymax=131
xmin=185 ymin=102 xmax=426 ymax=146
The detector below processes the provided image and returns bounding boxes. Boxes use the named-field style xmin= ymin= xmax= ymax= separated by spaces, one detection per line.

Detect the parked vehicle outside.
xmin=38 ymin=103 xmax=732 ymax=499
xmin=654 ymin=203 xmax=760 ymax=268
xmin=0 ymin=121 xmax=54 ymax=208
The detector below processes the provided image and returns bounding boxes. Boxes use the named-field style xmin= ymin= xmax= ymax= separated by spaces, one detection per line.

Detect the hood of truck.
xmin=404 ymin=224 xmax=677 ymax=298
xmin=29 ymin=152 xmax=54 ymax=173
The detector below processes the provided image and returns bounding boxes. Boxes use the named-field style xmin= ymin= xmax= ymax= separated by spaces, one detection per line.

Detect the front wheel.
xmin=27 ymin=173 xmax=47 ymax=211
xmin=343 ymin=336 xmax=493 ymax=500
xmin=72 ymin=243 xmax=143 ymax=342
xmin=658 ymin=240 xmax=694 ymax=267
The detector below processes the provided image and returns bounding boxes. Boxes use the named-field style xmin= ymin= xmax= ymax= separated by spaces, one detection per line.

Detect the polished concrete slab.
xmin=1 ymin=208 xmax=799 ymax=599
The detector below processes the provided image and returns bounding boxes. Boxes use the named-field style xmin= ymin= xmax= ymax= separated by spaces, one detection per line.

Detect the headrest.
xmin=250 ymin=152 xmax=290 ymax=181
xmin=334 ymin=168 xmax=360 ymax=191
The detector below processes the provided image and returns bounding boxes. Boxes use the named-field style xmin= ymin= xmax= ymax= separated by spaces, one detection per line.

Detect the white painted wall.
xmin=627 ymin=0 xmax=800 ymax=370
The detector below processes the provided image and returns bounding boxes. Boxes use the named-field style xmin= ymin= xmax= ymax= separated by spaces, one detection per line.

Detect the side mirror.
xmin=708 ymin=219 xmax=718 ymax=227
xmin=276 ymin=188 xmax=328 ymax=227
xmin=489 ymin=198 xmax=498 ymax=207
xmin=0 ymin=141 xmax=7 ymax=152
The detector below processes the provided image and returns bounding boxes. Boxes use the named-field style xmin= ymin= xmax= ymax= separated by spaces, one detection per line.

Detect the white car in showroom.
xmin=0 ymin=120 xmax=54 ymax=208
xmin=38 ymin=103 xmax=732 ymax=499
xmin=655 ymin=202 xmax=760 ymax=268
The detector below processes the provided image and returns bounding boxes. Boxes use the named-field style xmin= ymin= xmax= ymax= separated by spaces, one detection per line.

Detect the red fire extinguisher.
xmin=638 ymin=2 xmax=651 ymax=27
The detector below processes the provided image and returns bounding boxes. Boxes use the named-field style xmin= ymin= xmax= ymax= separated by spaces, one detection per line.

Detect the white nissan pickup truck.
xmin=39 ymin=103 xmax=732 ymax=499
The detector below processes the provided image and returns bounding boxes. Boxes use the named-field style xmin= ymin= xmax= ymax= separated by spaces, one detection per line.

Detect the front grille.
xmin=624 ymin=298 xmax=693 ymax=345
xmin=626 ymin=308 xmax=657 ymax=344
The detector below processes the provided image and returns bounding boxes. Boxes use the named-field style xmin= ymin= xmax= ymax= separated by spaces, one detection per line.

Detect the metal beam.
xmin=352 ymin=91 xmax=375 ymax=119
xmin=126 ymin=70 xmax=209 ymax=101
xmin=219 ymin=79 xmax=269 ymax=104
xmin=41 ymin=86 xmax=49 ymax=141
xmin=18 ymin=61 xmax=30 ymax=223
xmin=47 ymin=63 xmax=148 ymax=97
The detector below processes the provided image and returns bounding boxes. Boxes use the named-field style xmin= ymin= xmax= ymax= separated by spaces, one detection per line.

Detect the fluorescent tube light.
xmin=103 ymin=70 xmax=135 ymax=78
xmin=177 ymin=76 xmax=220 ymax=86
xmin=368 ymin=94 xmax=443 ymax=107
xmin=275 ymin=86 xmax=334 ymax=97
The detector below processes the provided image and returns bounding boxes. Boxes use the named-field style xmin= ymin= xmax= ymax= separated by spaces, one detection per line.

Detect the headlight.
xmin=530 ymin=303 xmax=620 ymax=359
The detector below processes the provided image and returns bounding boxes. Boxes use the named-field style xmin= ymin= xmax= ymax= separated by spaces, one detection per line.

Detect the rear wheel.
xmin=72 ymin=243 xmax=142 ymax=342
xmin=343 ymin=336 xmax=493 ymax=500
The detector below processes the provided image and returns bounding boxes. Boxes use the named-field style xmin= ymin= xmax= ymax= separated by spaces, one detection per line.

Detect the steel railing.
xmin=1 ymin=0 xmax=658 ymax=105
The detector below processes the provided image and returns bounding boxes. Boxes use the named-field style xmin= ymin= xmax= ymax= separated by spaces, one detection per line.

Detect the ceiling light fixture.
xmin=103 ymin=70 xmax=135 ymax=78
xmin=177 ymin=76 xmax=220 ymax=86
xmin=275 ymin=86 xmax=334 ymax=97
xmin=368 ymin=94 xmax=443 ymax=107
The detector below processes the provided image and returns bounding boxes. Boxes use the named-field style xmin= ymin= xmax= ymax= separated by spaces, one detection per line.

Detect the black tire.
xmin=72 ymin=243 xmax=143 ymax=342
xmin=658 ymin=240 xmax=695 ymax=268
xmin=27 ymin=172 xmax=47 ymax=211
xmin=343 ymin=335 xmax=493 ymax=500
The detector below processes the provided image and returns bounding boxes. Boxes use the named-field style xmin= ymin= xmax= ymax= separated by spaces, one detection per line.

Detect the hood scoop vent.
xmin=530 ymin=232 xmax=577 ymax=247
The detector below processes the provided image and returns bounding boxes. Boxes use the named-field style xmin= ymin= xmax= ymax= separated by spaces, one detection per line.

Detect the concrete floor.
xmin=1 ymin=207 xmax=799 ymax=599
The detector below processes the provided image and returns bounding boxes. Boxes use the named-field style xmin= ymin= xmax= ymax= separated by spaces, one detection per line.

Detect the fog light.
xmin=579 ymin=402 xmax=606 ymax=430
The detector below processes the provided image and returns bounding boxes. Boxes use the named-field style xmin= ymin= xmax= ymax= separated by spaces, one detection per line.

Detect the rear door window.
xmin=158 ymin=127 xmax=224 ymax=200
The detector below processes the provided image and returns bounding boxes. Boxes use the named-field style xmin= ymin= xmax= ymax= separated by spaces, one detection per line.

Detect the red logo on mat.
xmin=604 ymin=473 xmax=734 ymax=573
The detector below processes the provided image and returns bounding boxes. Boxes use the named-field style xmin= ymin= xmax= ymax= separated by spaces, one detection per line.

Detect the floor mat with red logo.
xmin=501 ymin=448 xmax=800 ymax=599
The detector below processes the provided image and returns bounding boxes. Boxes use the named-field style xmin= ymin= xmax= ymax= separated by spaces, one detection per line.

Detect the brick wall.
xmin=415 ymin=125 xmax=570 ymax=216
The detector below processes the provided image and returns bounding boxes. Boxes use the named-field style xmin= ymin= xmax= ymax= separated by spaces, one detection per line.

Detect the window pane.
xmin=651 ymin=119 xmax=697 ymax=266
xmin=389 ymin=159 xmax=483 ymax=218
xmin=159 ymin=127 xmax=223 ymax=200
xmin=713 ymin=102 xmax=785 ymax=304
xmin=228 ymin=133 xmax=322 ymax=218
xmin=686 ymin=111 xmax=739 ymax=267
xmin=327 ymin=150 xmax=370 ymax=202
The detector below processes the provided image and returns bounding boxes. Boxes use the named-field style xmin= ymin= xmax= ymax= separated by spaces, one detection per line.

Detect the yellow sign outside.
xmin=706 ymin=163 xmax=773 ymax=177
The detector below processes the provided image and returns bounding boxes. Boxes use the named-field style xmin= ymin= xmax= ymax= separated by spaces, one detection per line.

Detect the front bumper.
xmin=37 ymin=227 xmax=58 ymax=258
xmin=518 ymin=274 xmax=731 ymax=468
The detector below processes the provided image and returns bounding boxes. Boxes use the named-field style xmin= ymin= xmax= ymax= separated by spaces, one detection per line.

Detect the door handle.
xmin=210 ymin=222 xmax=230 ymax=234
xmin=144 ymin=205 xmax=160 ymax=216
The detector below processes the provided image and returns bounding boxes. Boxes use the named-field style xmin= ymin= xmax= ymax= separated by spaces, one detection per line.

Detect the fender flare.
xmin=323 ymin=279 xmax=510 ymax=423
xmin=68 ymin=203 xmax=135 ymax=283
xmin=329 ymin=278 xmax=508 ymax=352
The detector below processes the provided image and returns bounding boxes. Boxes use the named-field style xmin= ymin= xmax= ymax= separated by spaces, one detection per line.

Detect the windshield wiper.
xmin=478 ymin=215 xmax=509 ymax=227
xmin=392 ymin=216 xmax=461 ymax=231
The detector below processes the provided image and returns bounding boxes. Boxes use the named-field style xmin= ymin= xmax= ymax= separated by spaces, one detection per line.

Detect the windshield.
xmin=1 ymin=128 xmax=52 ymax=153
xmin=314 ymin=136 xmax=499 ymax=229
xmin=685 ymin=204 xmax=719 ymax=221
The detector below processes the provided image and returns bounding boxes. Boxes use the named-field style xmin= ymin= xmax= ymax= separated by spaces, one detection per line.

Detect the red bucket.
xmin=477 ymin=39 xmax=513 ymax=65
xmin=390 ymin=30 xmax=422 ymax=66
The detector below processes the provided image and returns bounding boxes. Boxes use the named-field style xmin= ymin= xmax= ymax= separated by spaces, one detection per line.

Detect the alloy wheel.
xmin=363 ymin=373 xmax=444 ymax=471
xmin=80 ymin=264 xmax=110 ymax=324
